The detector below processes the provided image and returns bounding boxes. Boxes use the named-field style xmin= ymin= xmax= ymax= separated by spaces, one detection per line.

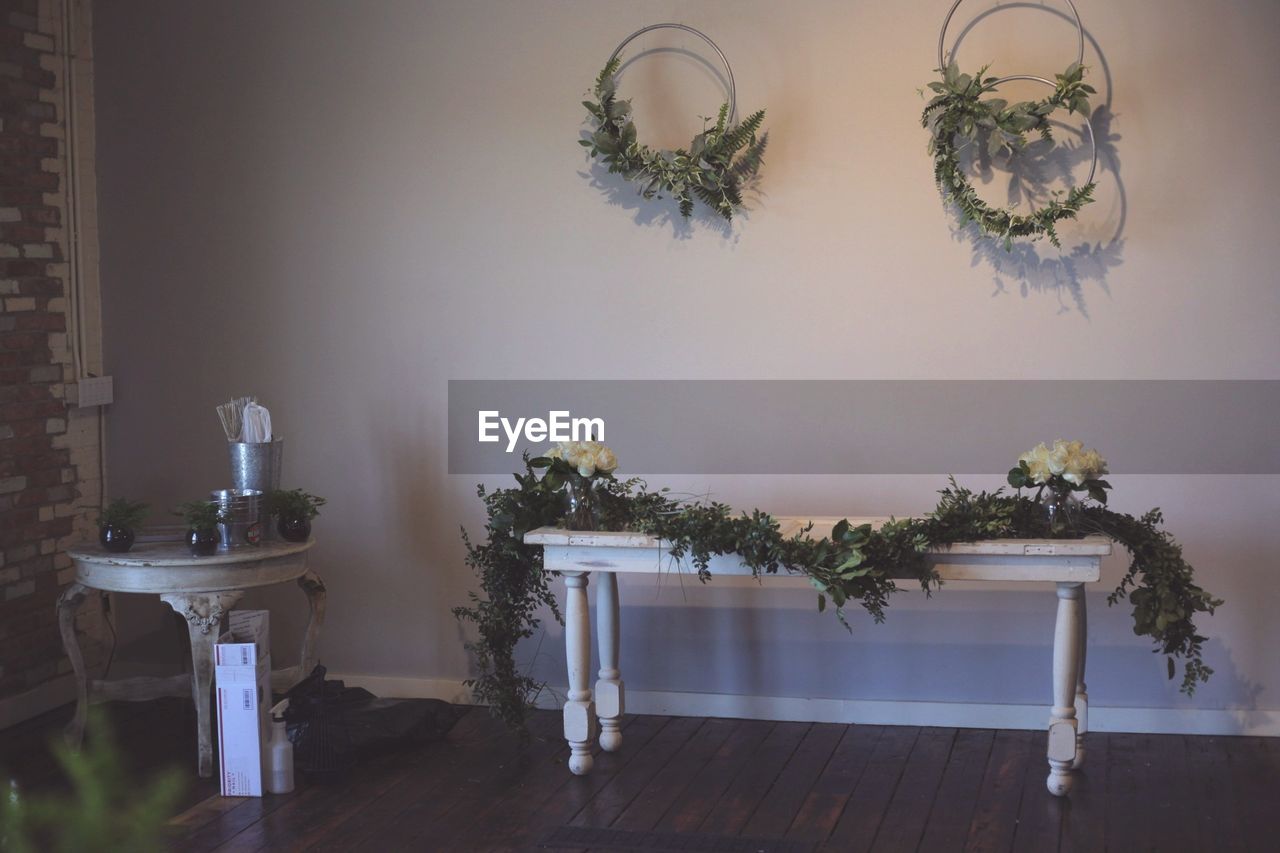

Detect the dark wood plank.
xmin=1181 ymin=734 xmax=1239 ymax=853
xmin=444 ymin=713 xmax=630 ymax=851
xmin=963 ymin=728 xmax=1033 ymax=853
xmin=564 ymin=716 xmax=704 ymax=830
xmin=13 ymin=697 xmax=1279 ymax=853
xmin=294 ymin=749 xmax=444 ymax=852
xmin=1102 ymin=732 xmax=1145 ymax=853
xmin=1227 ymin=735 xmax=1275 ymax=852
xmin=172 ymin=786 xmax=307 ymax=852
xmin=173 ymin=781 xmax=310 ymax=853
xmin=319 ymin=712 xmax=537 ymax=850
xmin=1143 ymin=733 xmax=1192 ymax=853
xmin=609 ymin=717 xmax=739 ymax=832
xmin=740 ymin=722 xmax=845 ymax=839
xmin=479 ymin=713 xmax=674 ymax=852
xmin=354 ymin=709 xmax=568 ymax=851
xmin=1010 ymin=731 xmax=1063 ymax=853
xmin=209 ymin=750 xmax=416 ymax=852
xmin=785 ymin=724 xmax=883 ymax=845
xmin=8 ymin=698 xmax=203 ymax=800
xmin=824 ymin=724 xmax=919 ymax=852
xmin=1058 ymin=732 xmax=1108 ymax=853
xmin=916 ymin=728 xmax=995 ymax=853
xmin=872 ymin=726 xmax=957 ymax=853
xmin=197 ymin=707 xmax=484 ymax=852
xmin=650 ymin=718 xmax=776 ymax=834
xmin=695 ymin=721 xmax=811 ymax=836
xmin=173 ymin=709 xmax=483 ymax=852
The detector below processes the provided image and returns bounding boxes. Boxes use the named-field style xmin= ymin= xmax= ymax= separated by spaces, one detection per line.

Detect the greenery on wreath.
xmin=922 ymin=61 xmax=1097 ymax=250
xmin=455 ymin=441 xmax=1221 ymax=735
xmin=580 ymin=57 xmax=767 ymax=221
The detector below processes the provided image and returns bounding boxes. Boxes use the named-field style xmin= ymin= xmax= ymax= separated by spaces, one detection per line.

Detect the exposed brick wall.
xmin=0 ymin=0 xmax=103 ymax=707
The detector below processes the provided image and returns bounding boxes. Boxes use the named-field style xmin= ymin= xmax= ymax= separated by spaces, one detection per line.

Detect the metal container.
xmin=229 ymin=438 xmax=283 ymax=492
xmin=210 ymin=488 xmax=264 ymax=550
xmin=229 ymin=438 xmax=282 ymax=539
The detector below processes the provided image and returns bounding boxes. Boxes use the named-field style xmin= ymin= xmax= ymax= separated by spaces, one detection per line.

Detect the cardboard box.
xmin=215 ymin=610 xmax=272 ymax=796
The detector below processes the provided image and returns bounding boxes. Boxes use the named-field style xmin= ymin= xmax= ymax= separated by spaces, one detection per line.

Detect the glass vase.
xmin=1040 ymin=484 xmax=1080 ymax=538
xmin=564 ymin=475 xmax=599 ymax=531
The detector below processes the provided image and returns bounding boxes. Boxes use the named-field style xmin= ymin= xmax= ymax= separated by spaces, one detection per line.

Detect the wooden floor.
xmin=2 ymin=699 xmax=1275 ymax=852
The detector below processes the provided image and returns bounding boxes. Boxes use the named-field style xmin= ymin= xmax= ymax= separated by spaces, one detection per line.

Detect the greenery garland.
xmin=579 ymin=57 xmax=768 ymax=221
xmin=922 ymin=62 xmax=1097 ymax=250
xmin=455 ymin=455 xmax=1221 ymax=735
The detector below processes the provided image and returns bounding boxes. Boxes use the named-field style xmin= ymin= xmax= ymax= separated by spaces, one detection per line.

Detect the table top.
xmin=69 ymin=538 xmax=314 ymax=567
xmin=526 ymin=516 xmax=1112 ymax=557
xmin=68 ymin=539 xmax=316 ymax=594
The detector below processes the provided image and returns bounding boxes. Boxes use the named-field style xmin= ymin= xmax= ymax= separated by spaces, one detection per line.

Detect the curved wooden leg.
xmin=57 ymin=583 xmax=91 ymax=748
xmin=562 ymin=573 xmax=596 ymax=775
xmin=297 ymin=570 xmax=327 ymax=679
xmin=1047 ymin=582 xmax=1082 ymax=796
xmin=595 ymin=572 xmax=624 ymax=752
xmin=161 ymin=590 xmax=244 ymax=778
xmin=1073 ymin=593 xmax=1088 ymax=770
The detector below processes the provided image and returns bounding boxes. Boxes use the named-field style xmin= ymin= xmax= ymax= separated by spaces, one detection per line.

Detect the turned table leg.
xmin=297 ymin=570 xmax=327 ymax=678
xmin=595 ymin=572 xmax=624 ymax=752
xmin=1073 ymin=592 xmax=1088 ymax=770
xmin=57 ymin=583 xmax=91 ymax=748
xmin=1047 ymin=582 xmax=1083 ymax=796
xmin=161 ymin=590 xmax=244 ymax=778
xmin=563 ymin=572 xmax=596 ymax=775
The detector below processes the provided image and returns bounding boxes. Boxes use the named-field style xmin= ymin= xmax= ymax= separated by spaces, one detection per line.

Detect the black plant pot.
xmin=278 ymin=517 xmax=311 ymax=542
xmin=188 ymin=527 xmax=219 ymax=557
xmin=99 ymin=524 xmax=135 ymax=553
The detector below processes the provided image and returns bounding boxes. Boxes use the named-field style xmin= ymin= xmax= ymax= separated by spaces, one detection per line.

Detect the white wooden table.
xmin=526 ymin=517 xmax=1111 ymax=796
xmin=62 ymin=539 xmax=325 ymax=777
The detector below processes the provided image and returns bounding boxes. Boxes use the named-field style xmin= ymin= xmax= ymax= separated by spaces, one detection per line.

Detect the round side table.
xmin=62 ymin=539 xmax=324 ymax=777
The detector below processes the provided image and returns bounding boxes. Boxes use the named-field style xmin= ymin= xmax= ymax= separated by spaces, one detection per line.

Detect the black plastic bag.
xmin=282 ymin=665 xmax=460 ymax=778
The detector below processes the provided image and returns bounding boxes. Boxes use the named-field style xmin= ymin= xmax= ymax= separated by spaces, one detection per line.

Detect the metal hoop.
xmin=938 ymin=0 xmax=1085 ymax=74
xmin=986 ymin=74 xmax=1097 ymax=185
xmin=607 ymin=23 xmax=737 ymax=122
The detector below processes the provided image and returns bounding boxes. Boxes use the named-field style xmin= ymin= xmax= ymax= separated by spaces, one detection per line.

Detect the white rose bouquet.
xmin=532 ymin=440 xmax=619 ymax=530
xmin=541 ymin=441 xmax=618 ymax=479
xmin=1008 ymin=439 xmax=1111 ymax=505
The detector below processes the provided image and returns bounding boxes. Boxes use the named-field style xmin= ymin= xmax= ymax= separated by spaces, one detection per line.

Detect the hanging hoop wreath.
xmin=579 ymin=23 xmax=767 ymax=221
xmin=922 ymin=0 xmax=1098 ymax=249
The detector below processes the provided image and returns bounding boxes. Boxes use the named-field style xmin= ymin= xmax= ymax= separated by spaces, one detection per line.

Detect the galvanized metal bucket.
xmin=229 ymin=438 xmax=283 ymax=492
xmin=228 ymin=438 xmax=282 ymax=539
xmin=211 ymin=488 xmax=264 ymax=550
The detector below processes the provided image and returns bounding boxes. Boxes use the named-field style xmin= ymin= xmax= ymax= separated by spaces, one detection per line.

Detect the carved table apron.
xmin=526 ymin=517 xmax=1110 ymax=797
xmin=63 ymin=539 xmax=325 ymax=777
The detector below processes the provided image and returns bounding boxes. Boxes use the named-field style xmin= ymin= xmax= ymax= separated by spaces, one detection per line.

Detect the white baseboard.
xmin=0 ymin=675 xmax=76 ymax=731
xmin=331 ymin=674 xmax=1280 ymax=738
xmin=5 ymin=671 xmax=1274 ymax=737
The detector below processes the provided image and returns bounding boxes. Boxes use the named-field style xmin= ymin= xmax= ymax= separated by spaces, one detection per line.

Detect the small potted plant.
xmin=176 ymin=501 xmax=227 ymax=556
xmin=97 ymin=498 xmax=149 ymax=553
xmin=265 ymin=489 xmax=326 ymax=542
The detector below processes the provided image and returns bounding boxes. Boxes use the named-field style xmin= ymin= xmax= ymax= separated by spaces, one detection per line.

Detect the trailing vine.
xmin=922 ymin=62 xmax=1097 ymax=249
xmin=580 ymin=57 xmax=768 ymax=221
xmin=455 ymin=455 xmax=1222 ymax=734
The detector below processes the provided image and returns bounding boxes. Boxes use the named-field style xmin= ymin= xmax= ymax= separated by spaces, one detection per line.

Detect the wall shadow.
xmin=942 ymin=3 xmax=1126 ymax=316
xmin=520 ymin=586 xmax=1265 ymax=719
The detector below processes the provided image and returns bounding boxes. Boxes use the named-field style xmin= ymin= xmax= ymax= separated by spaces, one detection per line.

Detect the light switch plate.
xmin=76 ymin=375 xmax=114 ymax=407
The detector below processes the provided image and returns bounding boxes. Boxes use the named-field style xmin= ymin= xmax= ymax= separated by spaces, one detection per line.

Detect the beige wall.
xmin=92 ymin=1 xmax=1280 ymax=726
